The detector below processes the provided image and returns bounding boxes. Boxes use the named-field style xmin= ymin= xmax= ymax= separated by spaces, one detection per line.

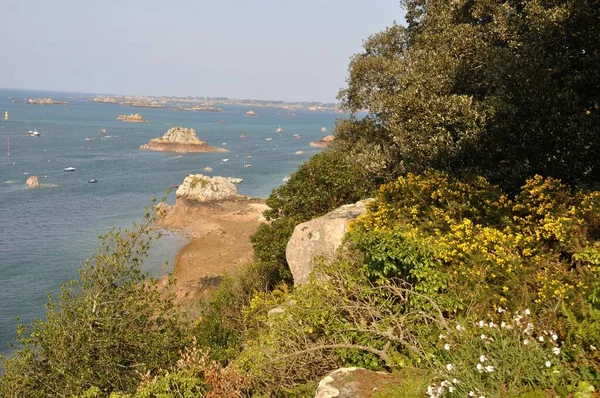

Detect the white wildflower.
xmin=489 ymin=321 xmax=497 ymax=328
xmin=485 ymin=365 xmax=495 ymax=373
xmin=501 ymin=321 xmax=507 ymax=328
xmin=439 ymin=334 xmax=446 ymax=340
xmin=479 ymin=355 xmax=487 ymax=362
xmin=552 ymin=334 xmax=558 ymax=341
xmin=480 ymin=334 xmax=487 ymax=340
xmin=452 ymin=378 xmax=459 ymax=384
xmin=446 ymin=363 xmax=454 ymax=371
xmin=449 ymin=386 xmax=455 ymax=393
xmin=478 ymin=320 xmax=486 ymax=328
xmin=538 ymin=336 xmax=545 ymax=342
xmin=441 ymin=380 xmax=449 ymax=387
xmin=552 ymin=347 xmax=561 ymax=355
xmin=476 ymin=363 xmax=484 ymax=373
xmin=524 ymin=309 xmax=531 ymax=315
xmin=545 ymin=361 xmax=551 ymax=368
xmin=469 ymin=392 xmax=475 ymax=397
xmin=444 ymin=343 xmax=451 ymax=351
xmin=497 ymin=306 xmax=505 ymax=313
xmin=523 ymin=339 xmax=530 ymax=345
xmin=456 ymin=324 xmax=465 ymax=332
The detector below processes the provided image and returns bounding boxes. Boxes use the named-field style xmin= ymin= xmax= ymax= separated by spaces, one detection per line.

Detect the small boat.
xmin=217 ymin=120 xmax=226 ymax=124
xmin=88 ymin=179 xmax=98 ymax=183
xmin=265 ymin=137 xmax=273 ymax=141
xmin=28 ymin=129 xmax=40 ymax=137
xmin=276 ymin=126 xmax=284 ymax=133
xmin=222 ymin=158 xmax=229 ymax=162
xmin=321 ymin=127 xmax=327 ymax=132
xmin=222 ymin=142 xmax=227 ymax=145
xmin=63 ymin=167 xmax=76 ymax=172
xmin=99 ymin=128 xmax=107 ymax=135
xmin=295 ymin=135 xmax=301 ymax=139
xmin=240 ymin=135 xmax=248 ymax=139
xmin=244 ymin=164 xmax=252 ymax=168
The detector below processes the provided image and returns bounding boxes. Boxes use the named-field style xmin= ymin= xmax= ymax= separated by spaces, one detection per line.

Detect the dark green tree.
xmin=336 ymin=0 xmax=600 ymax=191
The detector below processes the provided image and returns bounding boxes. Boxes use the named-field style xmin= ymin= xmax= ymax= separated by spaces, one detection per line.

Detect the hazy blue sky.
xmin=0 ymin=0 xmax=403 ymax=102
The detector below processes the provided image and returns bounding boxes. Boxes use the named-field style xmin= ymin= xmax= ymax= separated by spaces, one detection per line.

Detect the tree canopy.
xmin=336 ymin=0 xmax=600 ymax=191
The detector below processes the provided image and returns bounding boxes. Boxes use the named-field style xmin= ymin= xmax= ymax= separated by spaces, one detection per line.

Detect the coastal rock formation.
xmin=310 ymin=135 xmax=335 ymax=148
xmin=140 ymin=126 xmax=228 ymax=153
xmin=26 ymin=98 xmax=68 ymax=106
xmin=203 ymin=166 xmax=213 ymax=172
xmin=175 ymin=174 xmax=241 ymax=203
xmin=117 ymin=113 xmax=148 ymax=123
xmin=315 ymin=368 xmax=397 ymax=398
xmin=286 ymin=199 xmax=371 ymax=285
xmin=26 ymin=175 xmax=41 ymax=188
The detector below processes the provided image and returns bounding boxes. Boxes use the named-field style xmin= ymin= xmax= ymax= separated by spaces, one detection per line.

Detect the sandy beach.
xmin=156 ymin=197 xmax=269 ymax=308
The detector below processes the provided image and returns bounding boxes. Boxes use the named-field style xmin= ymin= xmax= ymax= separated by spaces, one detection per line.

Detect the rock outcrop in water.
xmin=140 ymin=127 xmax=228 ymax=153
xmin=310 ymin=135 xmax=335 ymax=148
xmin=117 ymin=113 xmax=148 ymax=122
xmin=26 ymin=175 xmax=41 ymax=188
xmin=175 ymin=174 xmax=242 ymax=203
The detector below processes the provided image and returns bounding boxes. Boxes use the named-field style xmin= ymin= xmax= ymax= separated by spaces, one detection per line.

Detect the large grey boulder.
xmin=286 ymin=199 xmax=371 ymax=285
xmin=175 ymin=174 xmax=241 ymax=203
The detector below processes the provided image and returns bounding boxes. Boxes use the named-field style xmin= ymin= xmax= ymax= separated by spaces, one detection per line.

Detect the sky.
xmin=0 ymin=0 xmax=403 ymax=103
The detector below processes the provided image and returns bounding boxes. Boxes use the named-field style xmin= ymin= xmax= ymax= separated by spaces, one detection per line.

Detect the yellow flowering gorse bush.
xmin=349 ymin=172 xmax=600 ymax=311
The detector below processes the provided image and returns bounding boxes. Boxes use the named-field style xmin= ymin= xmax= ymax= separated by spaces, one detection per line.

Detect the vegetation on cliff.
xmin=2 ymin=0 xmax=600 ymax=396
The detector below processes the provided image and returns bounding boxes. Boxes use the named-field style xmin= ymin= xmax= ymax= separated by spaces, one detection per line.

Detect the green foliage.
xmin=263 ymin=150 xmax=373 ymax=222
xmin=0 ymin=204 xmax=190 ymax=397
xmin=336 ymin=0 xmax=600 ymax=191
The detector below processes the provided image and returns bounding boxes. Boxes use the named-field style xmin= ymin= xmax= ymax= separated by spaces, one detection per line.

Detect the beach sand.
xmin=156 ymin=197 xmax=268 ymax=310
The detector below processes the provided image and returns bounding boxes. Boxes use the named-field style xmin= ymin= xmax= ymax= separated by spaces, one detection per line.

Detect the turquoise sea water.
xmin=0 ymin=89 xmax=339 ymax=356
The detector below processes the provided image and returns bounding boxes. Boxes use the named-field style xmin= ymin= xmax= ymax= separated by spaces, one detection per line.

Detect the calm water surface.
xmin=0 ymin=89 xmax=339 ymax=355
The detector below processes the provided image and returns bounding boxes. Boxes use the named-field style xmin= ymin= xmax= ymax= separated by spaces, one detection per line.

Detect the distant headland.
xmin=140 ymin=126 xmax=228 ymax=153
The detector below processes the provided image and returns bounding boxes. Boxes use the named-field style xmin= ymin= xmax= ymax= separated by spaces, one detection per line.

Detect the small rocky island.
xmin=117 ymin=113 xmax=148 ymax=123
xmin=140 ymin=126 xmax=228 ymax=153
xmin=26 ymin=175 xmax=41 ymax=188
xmin=309 ymin=134 xmax=335 ymax=147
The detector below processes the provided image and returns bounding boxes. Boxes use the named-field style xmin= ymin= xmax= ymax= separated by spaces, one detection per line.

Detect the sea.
xmin=0 ymin=88 xmax=340 ymax=356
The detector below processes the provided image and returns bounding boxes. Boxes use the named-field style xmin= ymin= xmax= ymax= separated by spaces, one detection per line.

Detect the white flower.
xmin=552 ymin=334 xmax=558 ymax=341
xmin=446 ymin=363 xmax=454 ymax=371
xmin=426 ymin=385 xmax=435 ymax=396
xmin=485 ymin=365 xmax=495 ymax=373
xmin=497 ymin=306 xmax=505 ymax=313
xmin=449 ymin=386 xmax=455 ymax=393
xmin=469 ymin=392 xmax=475 ymax=397
xmin=523 ymin=339 xmax=530 ymax=345
xmin=591 ymin=345 xmax=598 ymax=351
xmin=444 ymin=343 xmax=451 ymax=351
xmin=506 ymin=324 xmax=514 ymax=330
xmin=439 ymin=334 xmax=446 ymax=340
xmin=480 ymin=334 xmax=487 ymax=340
xmin=476 ymin=363 xmax=484 ymax=372
xmin=524 ymin=309 xmax=531 ymax=315
xmin=456 ymin=324 xmax=465 ymax=332
xmin=489 ymin=321 xmax=497 ymax=328
xmin=524 ymin=323 xmax=534 ymax=335
xmin=552 ymin=347 xmax=561 ymax=355
xmin=478 ymin=320 xmax=486 ymax=328
xmin=501 ymin=321 xmax=507 ymax=328
xmin=452 ymin=378 xmax=459 ymax=384
xmin=545 ymin=361 xmax=551 ymax=368
xmin=538 ymin=336 xmax=545 ymax=342
xmin=441 ymin=380 xmax=449 ymax=387
xmin=479 ymin=355 xmax=487 ymax=362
